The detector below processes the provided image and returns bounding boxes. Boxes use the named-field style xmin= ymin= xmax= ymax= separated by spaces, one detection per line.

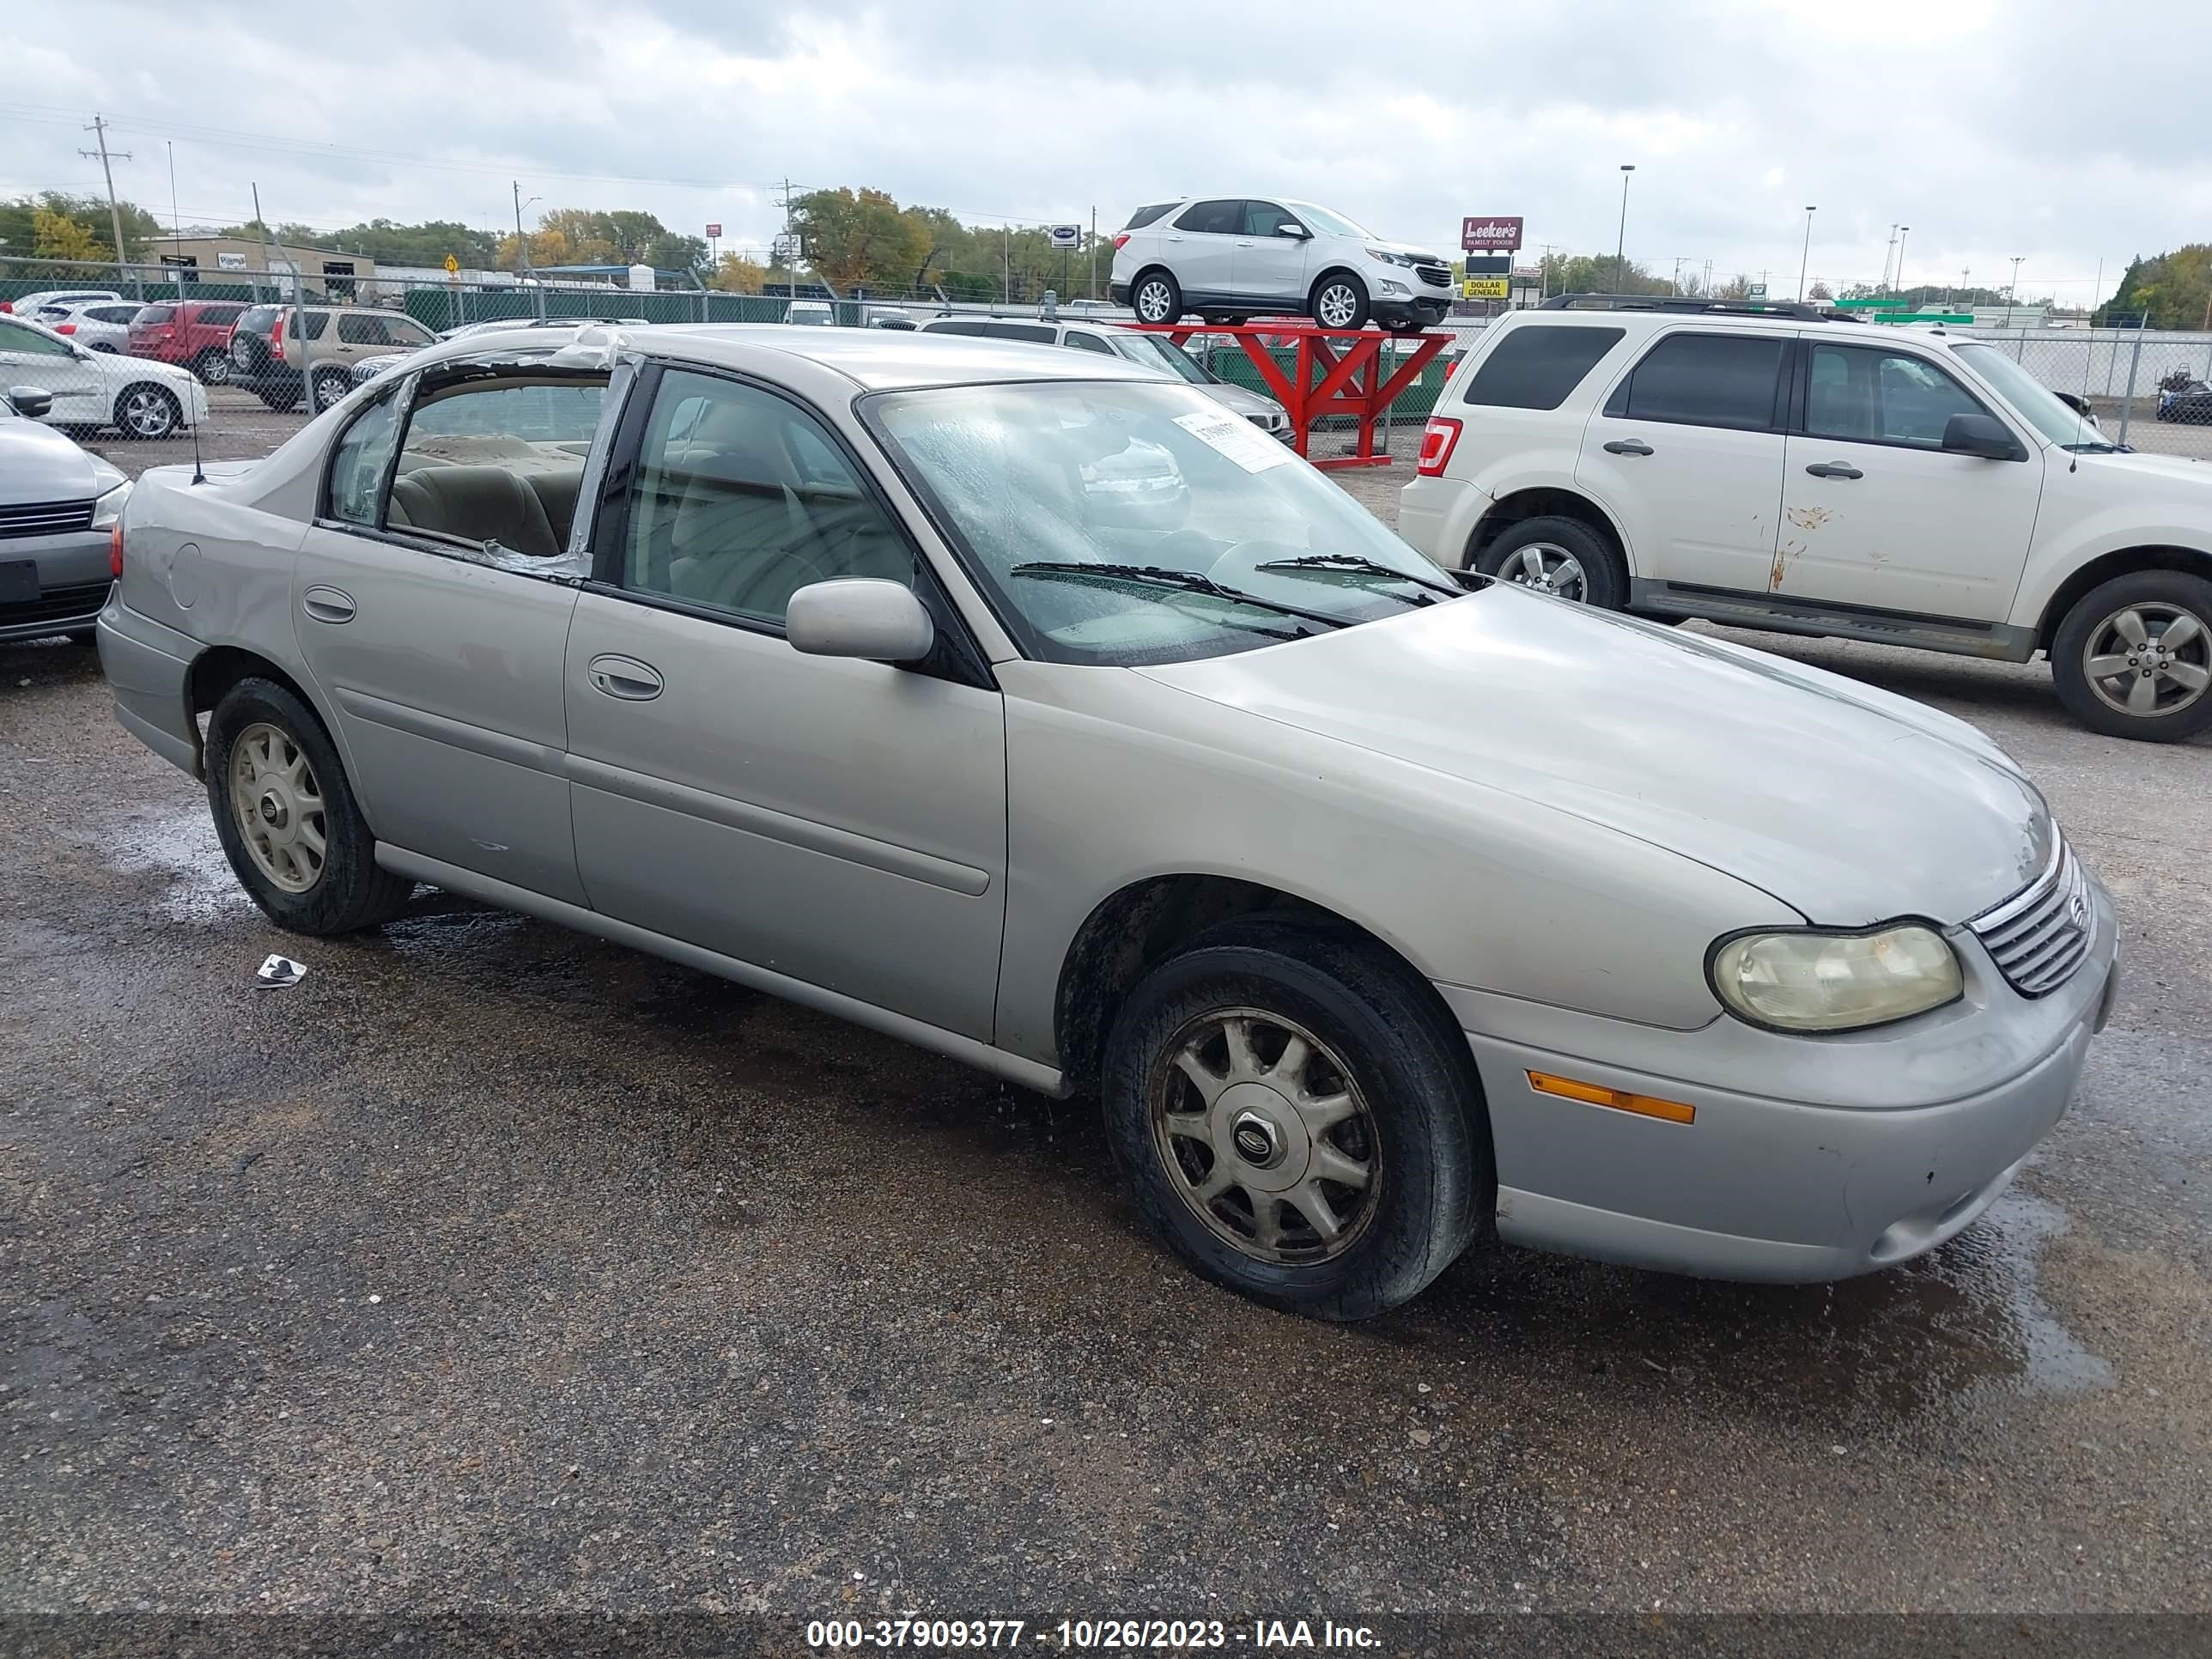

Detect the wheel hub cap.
xmin=1152 ymin=1009 xmax=1380 ymax=1264
xmin=229 ymin=721 xmax=327 ymax=894
xmin=2082 ymin=602 xmax=2209 ymax=719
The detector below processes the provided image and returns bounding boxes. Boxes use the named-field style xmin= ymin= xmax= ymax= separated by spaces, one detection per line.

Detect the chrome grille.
xmin=0 ymin=498 xmax=94 ymax=539
xmin=1413 ymin=264 xmax=1451 ymax=289
xmin=1969 ymin=842 xmax=2092 ymax=998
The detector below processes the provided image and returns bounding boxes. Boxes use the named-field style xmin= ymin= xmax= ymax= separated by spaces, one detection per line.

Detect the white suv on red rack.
xmin=1110 ymin=197 xmax=1454 ymax=334
xmin=1397 ymin=296 xmax=2212 ymax=742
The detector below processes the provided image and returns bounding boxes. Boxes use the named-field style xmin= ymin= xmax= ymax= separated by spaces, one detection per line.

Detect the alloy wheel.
xmin=1135 ymin=279 xmax=1173 ymax=324
xmin=1150 ymin=1007 xmax=1382 ymax=1265
xmin=313 ymin=371 xmax=349 ymax=411
xmin=228 ymin=721 xmax=328 ymax=894
xmin=1316 ymin=283 xmax=1360 ymax=328
xmin=199 ymin=353 xmax=231 ymax=386
xmin=2081 ymin=602 xmax=2210 ymax=720
xmin=119 ymin=386 xmax=177 ymax=440
xmin=1498 ymin=542 xmax=1588 ymax=602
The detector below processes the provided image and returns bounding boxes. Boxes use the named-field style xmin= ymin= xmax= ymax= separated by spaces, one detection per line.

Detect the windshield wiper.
xmin=1010 ymin=562 xmax=1350 ymax=629
xmin=1249 ymin=551 xmax=1462 ymax=599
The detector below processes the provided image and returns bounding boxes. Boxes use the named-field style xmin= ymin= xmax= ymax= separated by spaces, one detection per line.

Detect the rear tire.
xmin=2049 ymin=570 xmax=2212 ymax=743
xmin=1131 ymin=269 xmax=1182 ymax=326
xmin=1102 ymin=915 xmax=1486 ymax=1321
xmin=310 ymin=367 xmax=350 ymax=412
xmin=1310 ymin=272 xmax=1370 ymax=331
xmin=193 ymin=349 xmax=232 ymax=386
xmin=204 ymin=678 xmax=414 ymax=934
xmin=1474 ymin=514 xmax=1626 ymax=609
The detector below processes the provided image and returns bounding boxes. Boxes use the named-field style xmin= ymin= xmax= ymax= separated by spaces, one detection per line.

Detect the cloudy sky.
xmin=9 ymin=0 xmax=2207 ymax=304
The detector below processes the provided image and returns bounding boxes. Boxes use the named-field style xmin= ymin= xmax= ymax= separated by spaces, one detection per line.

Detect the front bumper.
xmin=0 ymin=526 xmax=113 ymax=642
xmin=1445 ymin=881 xmax=2119 ymax=1282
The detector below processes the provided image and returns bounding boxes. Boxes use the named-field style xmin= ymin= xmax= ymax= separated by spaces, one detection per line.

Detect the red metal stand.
xmin=1126 ymin=321 xmax=1450 ymax=471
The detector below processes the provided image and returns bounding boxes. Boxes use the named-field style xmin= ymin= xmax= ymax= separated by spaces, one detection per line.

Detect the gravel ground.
xmin=3 ymin=408 xmax=2209 ymax=1634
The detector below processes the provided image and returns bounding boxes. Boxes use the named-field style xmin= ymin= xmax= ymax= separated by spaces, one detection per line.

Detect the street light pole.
xmin=1894 ymin=226 xmax=1910 ymax=300
xmin=1796 ymin=206 xmax=1816 ymax=301
xmin=2008 ymin=255 xmax=2025 ymax=305
xmin=1615 ymin=165 xmax=1634 ymax=288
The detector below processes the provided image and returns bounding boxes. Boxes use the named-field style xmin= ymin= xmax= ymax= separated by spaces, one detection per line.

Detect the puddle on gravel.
xmin=100 ymin=809 xmax=251 ymax=924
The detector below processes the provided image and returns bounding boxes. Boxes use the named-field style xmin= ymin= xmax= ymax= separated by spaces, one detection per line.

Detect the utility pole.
xmin=2008 ymin=255 xmax=2025 ymax=306
xmin=1614 ymin=165 xmax=1635 ymax=288
xmin=1882 ymin=224 xmax=1898 ymax=293
xmin=1893 ymin=227 xmax=1910 ymax=301
xmin=81 ymin=113 xmax=134 ymax=289
xmin=1796 ymin=206 xmax=1816 ymax=301
xmin=1090 ymin=205 xmax=1097 ymax=302
xmin=514 ymin=181 xmax=543 ymax=318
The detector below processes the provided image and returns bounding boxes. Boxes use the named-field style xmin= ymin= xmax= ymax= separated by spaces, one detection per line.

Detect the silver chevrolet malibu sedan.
xmin=98 ymin=323 xmax=2120 ymax=1320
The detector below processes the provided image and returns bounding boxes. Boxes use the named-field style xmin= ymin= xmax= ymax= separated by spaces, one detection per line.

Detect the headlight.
xmin=1364 ymin=247 xmax=1415 ymax=267
xmin=1708 ymin=923 xmax=1962 ymax=1033
xmin=91 ymin=481 xmax=131 ymax=529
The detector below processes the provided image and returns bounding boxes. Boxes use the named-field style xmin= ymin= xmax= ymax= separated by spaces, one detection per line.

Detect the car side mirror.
xmin=1278 ymin=223 xmax=1310 ymax=240
xmin=6 ymin=386 xmax=52 ymax=419
xmin=786 ymin=579 xmax=936 ymax=665
xmin=1942 ymin=412 xmax=2024 ymax=461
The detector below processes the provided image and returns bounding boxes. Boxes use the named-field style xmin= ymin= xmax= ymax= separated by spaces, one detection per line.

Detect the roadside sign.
xmin=216 ymin=251 xmax=248 ymax=270
xmin=1462 ymin=216 xmax=1524 ymax=252
xmin=706 ymin=222 xmax=721 ymax=239
xmin=1462 ymin=276 xmax=1510 ymax=300
xmin=1747 ymin=282 xmax=1766 ymax=298
xmin=1049 ymin=224 xmax=1082 ymax=249
xmin=772 ymin=234 xmax=801 ymax=265
xmin=444 ymin=253 xmax=459 ymax=276
xmin=1463 ymin=255 xmax=1510 ymax=276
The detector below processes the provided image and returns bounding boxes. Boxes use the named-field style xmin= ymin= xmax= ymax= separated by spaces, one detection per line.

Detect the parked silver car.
xmin=97 ymin=324 xmax=2118 ymax=1319
xmin=38 ymin=299 xmax=146 ymax=353
xmin=0 ymin=386 xmax=127 ymax=642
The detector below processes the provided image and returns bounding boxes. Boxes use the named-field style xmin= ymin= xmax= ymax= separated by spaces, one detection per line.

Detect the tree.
xmin=2107 ymin=245 xmax=2212 ymax=330
xmin=1807 ymin=281 xmax=1834 ymax=301
xmin=790 ymin=188 xmax=932 ymax=295
xmin=31 ymin=205 xmax=108 ymax=263
xmin=710 ymin=252 xmax=768 ymax=293
xmin=319 ymin=218 xmax=499 ymax=268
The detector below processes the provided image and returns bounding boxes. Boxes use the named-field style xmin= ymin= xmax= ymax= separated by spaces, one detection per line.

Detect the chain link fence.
xmin=1953 ymin=325 xmax=2212 ymax=459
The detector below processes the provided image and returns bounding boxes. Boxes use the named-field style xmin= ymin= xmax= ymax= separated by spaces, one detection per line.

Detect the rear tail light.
xmin=1415 ymin=416 xmax=1463 ymax=477
xmin=271 ymin=313 xmax=286 ymax=362
xmin=109 ymin=521 xmax=124 ymax=579
xmin=55 ymin=322 xmax=76 ymax=335
xmin=1113 ymin=233 xmax=1130 ymax=251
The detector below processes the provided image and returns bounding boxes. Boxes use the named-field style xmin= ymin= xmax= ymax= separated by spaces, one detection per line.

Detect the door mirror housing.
xmin=786 ymin=579 xmax=936 ymax=665
xmin=1942 ymin=412 xmax=2025 ymax=461
xmin=1277 ymin=222 xmax=1310 ymax=240
xmin=6 ymin=386 xmax=53 ymax=419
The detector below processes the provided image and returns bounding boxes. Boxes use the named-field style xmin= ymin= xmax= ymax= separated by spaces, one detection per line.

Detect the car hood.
xmin=1203 ymin=381 xmax=1284 ymax=418
xmin=0 ymin=416 xmax=122 ymax=501
xmin=2079 ymin=447 xmax=2211 ymax=484
xmin=1136 ymin=587 xmax=2050 ymax=927
xmin=1376 ymin=240 xmax=1447 ymax=264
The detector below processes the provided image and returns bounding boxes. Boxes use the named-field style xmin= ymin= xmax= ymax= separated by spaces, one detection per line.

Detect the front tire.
xmin=204 ymin=678 xmax=414 ymax=934
xmin=112 ymin=384 xmax=180 ymax=441
xmin=1130 ymin=270 xmax=1182 ymax=326
xmin=1310 ymin=272 xmax=1370 ymax=331
xmin=194 ymin=349 xmax=233 ymax=386
xmin=311 ymin=367 xmax=350 ymax=412
xmin=1102 ymin=916 xmax=1486 ymax=1321
xmin=1474 ymin=514 xmax=1626 ymax=608
xmin=2050 ymin=570 xmax=2212 ymax=743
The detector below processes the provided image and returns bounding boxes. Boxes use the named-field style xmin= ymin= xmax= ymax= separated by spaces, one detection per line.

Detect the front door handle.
xmin=1805 ymin=461 xmax=1864 ymax=480
xmin=1602 ymin=439 xmax=1655 ymax=456
xmin=301 ymin=585 xmax=356 ymax=623
xmin=586 ymin=653 xmax=664 ymax=702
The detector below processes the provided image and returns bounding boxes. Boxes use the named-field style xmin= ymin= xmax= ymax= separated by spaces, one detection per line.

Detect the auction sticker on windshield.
xmin=1174 ymin=409 xmax=1294 ymax=473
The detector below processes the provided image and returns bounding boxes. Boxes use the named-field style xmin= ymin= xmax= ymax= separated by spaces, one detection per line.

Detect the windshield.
xmin=1287 ymin=202 xmax=1373 ymax=240
xmin=1109 ymin=332 xmax=1213 ymax=386
xmin=1952 ymin=343 xmax=2102 ymax=447
xmin=868 ymin=380 xmax=1458 ymax=666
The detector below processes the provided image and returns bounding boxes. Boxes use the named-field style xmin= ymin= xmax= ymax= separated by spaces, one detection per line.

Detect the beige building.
xmin=155 ymin=237 xmax=378 ymax=298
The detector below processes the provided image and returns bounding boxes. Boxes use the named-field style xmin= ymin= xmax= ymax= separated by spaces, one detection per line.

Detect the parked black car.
xmin=2157 ymin=379 xmax=2212 ymax=424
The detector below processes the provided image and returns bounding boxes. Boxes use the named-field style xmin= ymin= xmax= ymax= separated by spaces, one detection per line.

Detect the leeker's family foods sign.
xmin=1462 ymin=217 xmax=1524 ymax=252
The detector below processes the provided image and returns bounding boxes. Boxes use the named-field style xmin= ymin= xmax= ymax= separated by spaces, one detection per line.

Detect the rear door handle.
xmin=1602 ymin=439 xmax=1655 ymax=456
xmin=301 ymin=585 xmax=356 ymax=623
xmin=586 ymin=653 xmax=664 ymax=701
xmin=1805 ymin=461 xmax=1864 ymax=479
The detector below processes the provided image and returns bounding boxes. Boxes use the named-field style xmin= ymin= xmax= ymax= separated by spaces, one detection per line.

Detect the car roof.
xmin=419 ymin=320 xmax=1164 ymax=392
xmin=1503 ymin=306 xmax=1964 ymax=349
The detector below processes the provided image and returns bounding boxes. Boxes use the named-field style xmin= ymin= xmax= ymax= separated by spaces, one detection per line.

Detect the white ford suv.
xmin=1398 ymin=296 xmax=2212 ymax=742
xmin=1110 ymin=197 xmax=1454 ymax=334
